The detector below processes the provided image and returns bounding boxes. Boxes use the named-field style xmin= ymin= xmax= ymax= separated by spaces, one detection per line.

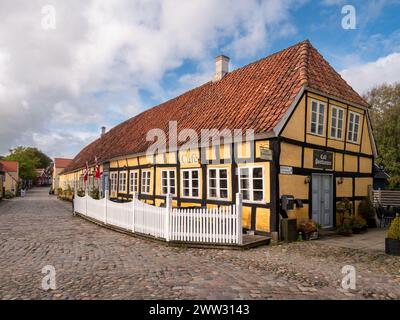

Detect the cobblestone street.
xmin=0 ymin=188 xmax=399 ymax=300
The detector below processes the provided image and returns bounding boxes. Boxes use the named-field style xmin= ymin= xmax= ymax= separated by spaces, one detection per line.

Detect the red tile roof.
xmin=54 ymin=158 xmax=73 ymax=168
xmin=0 ymin=160 xmax=19 ymax=172
xmin=65 ymin=40 xmax=368 ymax=172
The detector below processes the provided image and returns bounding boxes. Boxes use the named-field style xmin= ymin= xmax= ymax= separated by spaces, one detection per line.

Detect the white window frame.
xmin=330 ymin=105 xmax=345 ymax=140
xmin=238 ymin=166 xmax=265 ymax=203
xmin=161 ymin=169 xmax=176 ymax=196
xmin=141 ymin=170 xmax=151 ymax=194
xmin=110 ymin=172 xmax=118 ymax=193
xmin=310 ymin=99 xmax=326 ymax=136
xmin=129 ymin=171 xmax=139 ymax=194
xmin=181 ymin=169 xmax=200 ymax=199
xmin=118 ymin=171 xmax=127 ymax=193
xmin=207 ymin=167 xmax=229 ymax=200
xmin=347 ymin=111 xmax=361 ymax=143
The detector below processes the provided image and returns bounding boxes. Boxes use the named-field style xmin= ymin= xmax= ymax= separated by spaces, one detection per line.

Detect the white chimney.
xmin=101 ymin=126 xmax=106 ymax=137
xmin=212 ymin=55 xmax=230 ymax=82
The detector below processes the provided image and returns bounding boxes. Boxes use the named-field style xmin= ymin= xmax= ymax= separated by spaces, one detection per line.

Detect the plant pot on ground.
xmin=358 ymin=197 xmax=377 ymax=228
xmin=298 ymin=219 xmax=318 ymax=240
xmin=385 ymin=214 xmax=400 ymax=255
xmin=351 ymin=215 xmax=368 ymax=234
xmin=336 ymin=217 xmax=353 ymax=236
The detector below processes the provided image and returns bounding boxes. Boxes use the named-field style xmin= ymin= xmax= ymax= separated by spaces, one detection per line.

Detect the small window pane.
xmin=220 ymin=170 xmax=227 ymax=179
xmin=220 ymin=179 xmax=227 ymax=189
xmin=253 ymin=179 xmax=263 ymax=190
xmin=253 ymin=191 xmax=263 ymax=201
xmin=253 ymin=168 xmax=262 ymax=178
xmin=240 ymin=179 xmax=249 ymax=189
xmin=210 ymin=189 xmax=217 ymax=197
xmin=210 ymin=169 xmax=216 ymax=178
xmin=220 ymin=189 xmax=228 ymax=198
xmin=210 ymin=179 xmax=216 ymax=188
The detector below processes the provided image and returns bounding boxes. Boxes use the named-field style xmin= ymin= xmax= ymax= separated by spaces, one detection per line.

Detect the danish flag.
xmin=94 ymin=156 xmax=101 ymax=179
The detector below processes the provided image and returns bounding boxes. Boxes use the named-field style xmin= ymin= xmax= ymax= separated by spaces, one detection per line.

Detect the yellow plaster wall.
xmin=281 ymin=95 xmax=305 ymax=141
xmin=279 ymin=174 xmax=309 ymax=199
xmin=242 ymin=206 xmax=252 ymax=229
xmin=280 ymin=143 xmax=302 ymax=167
xmin=256 ymin=208 xmax=270 ymax=232
xmin=343 ymin=155 xmax=358 ymax=172
xmin=336 ymin=178 xmax=353 ymax=197
xmin=355 ymin=177 xmax=373 ymax=197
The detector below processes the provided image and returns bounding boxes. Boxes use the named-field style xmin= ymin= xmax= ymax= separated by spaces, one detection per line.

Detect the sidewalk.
xmin=316 ymin=228 xmax=386 ymax=253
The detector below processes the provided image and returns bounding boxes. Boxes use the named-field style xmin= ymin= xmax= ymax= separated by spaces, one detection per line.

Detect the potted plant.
xmin=358 ymin=197 xmax=376 ymax=228
xmin=90 ymin=187 xmax=100 ymax=200
xmin=298 ymin=219 xmax=318 ymax=240
xmin=336 ymin=198 xmax=353 ymax=226
xmin=350 ymin=215 xmax=368 ymax=234
xmin=385 ymin=214 xmax=400 ymax=255
xmin=336 ymin=215 xmax=353 ymax=236
xmin=77 ymin=188 xmax=85 ymax=197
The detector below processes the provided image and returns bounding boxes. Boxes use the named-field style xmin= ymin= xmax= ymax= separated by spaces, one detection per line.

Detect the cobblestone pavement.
xmin=1 ymin=188 xmax=399 ymax=300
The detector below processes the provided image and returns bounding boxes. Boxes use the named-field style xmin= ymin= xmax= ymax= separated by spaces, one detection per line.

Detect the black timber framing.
xmin=269 ymin=138 xmax=280 ymax=233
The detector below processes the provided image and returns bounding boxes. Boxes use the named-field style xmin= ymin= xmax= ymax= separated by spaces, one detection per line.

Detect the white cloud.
xmin=340 ymin=52 xmax=400 ymax=94
xmin=0 ymin=0 xmax=299 ymax=158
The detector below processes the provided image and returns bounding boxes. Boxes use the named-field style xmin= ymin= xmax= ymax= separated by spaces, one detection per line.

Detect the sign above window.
xmin=313 ymin=150 xmax=333 ymax=169
xmin=259 ymin=146 xmax=273 ymax=161
xmin=280 ymin=166 xmax=293 ymax=175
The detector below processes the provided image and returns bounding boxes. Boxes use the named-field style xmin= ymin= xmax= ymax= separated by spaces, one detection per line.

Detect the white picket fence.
xmin=73 ymin=191 xmax=243 ymax=245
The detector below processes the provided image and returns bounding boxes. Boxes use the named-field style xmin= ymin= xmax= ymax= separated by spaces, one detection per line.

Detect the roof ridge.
xmin=299 ymin=40 xmax=310 ymax=86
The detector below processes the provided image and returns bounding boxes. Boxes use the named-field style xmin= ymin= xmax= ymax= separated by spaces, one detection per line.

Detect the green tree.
xmin=364 ymin=83 xmax=400 ymax=188
xmin=3 ymin=147 xmax=52 ymax=180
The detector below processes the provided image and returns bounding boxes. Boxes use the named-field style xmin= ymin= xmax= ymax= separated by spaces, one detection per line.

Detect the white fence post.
xmin=236 ymin=193 xmax=243 ymax=245
xmin=73 ymin=187 xmax=77 ymax=216
xmin=132 ymin=192 xmax=137 ymax=233
xmin=85 ymin=186 xmax=88 ymax=216
xmin=104 ymin=190 xmax=108 ymax=224
xmin=165 ymin=194 xmax=172 ymax=242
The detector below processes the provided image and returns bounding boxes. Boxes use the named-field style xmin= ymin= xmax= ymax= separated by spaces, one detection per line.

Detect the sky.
xmin=0 ymin=0 xmax=399 ymax=159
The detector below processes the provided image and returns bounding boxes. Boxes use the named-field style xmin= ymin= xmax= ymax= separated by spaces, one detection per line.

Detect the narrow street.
xmin=0 ymin=187 xmax=399 ymax=300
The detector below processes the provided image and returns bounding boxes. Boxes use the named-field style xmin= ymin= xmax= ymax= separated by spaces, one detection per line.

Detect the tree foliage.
xmin=3 ymin=146 xmax=52 ymax=180
xmin=364 ymin=83 xmax=400 ymax=188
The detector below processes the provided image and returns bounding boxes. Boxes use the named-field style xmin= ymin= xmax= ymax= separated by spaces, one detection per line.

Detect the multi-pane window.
xmin=330 ymin=106 xmax=344 ymax=139
xmin=141 ymin=170 xmax=151 ymax=194
xmin=129 ymin=171 xmax=138 ymax=193
xmin=238 ymin=167 xmax=264 ymax=202
xmin=118 ymin=172 xmax=127 ymax=193
xmin=161 ymin=170 xmax=176 ymax=195
xmin=208 ymin=168 xmax=229 ymax=199
xmin=310 ymin=100 xmax=326 ymax=135
xmin=110 ymin=172 xmax=118 ymax=192
xmin=348 ymin=111 xmax=360 ymax=143
xmin=182 ymin=169 xmax=200 ymax=198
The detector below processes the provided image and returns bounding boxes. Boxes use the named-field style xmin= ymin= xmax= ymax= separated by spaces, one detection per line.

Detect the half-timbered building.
xmin=59 ymin=40 xmax=376 ymax=235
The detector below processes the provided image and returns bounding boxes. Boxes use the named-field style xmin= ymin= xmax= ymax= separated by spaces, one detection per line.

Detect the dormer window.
xmin=348 ymin=111 xmax=360 ymax=143
xmin=310 ymin=100 xmax=326 ymax=136
xmin=330 ymin=106 xmax=344 ymax=140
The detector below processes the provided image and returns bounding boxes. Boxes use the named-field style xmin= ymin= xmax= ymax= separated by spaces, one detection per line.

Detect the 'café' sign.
xmin=180 ymin=153 xmax=199 ymax=164
xmin=313 ymin=150 xmax=333 ymax=169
